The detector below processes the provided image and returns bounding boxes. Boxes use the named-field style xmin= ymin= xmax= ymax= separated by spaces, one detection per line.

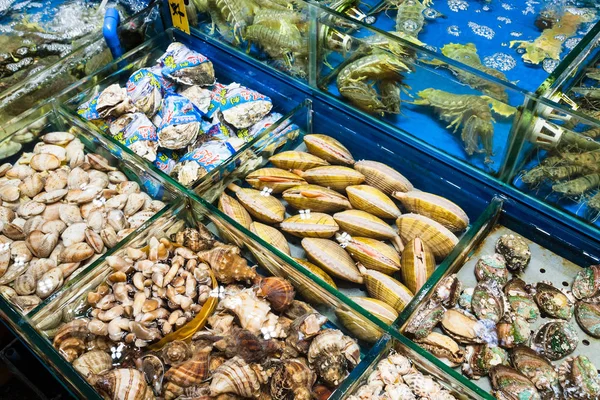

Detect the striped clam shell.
xmin=304 ymin=134 xmax=355 ymax=165
xmin=396 ymin=214 xmax=458 ymax=261
xmin=229 ymin=184 xmax=285 ymax=224
xmin=354 ymin=160 xmax=413 ymax=195
xmin=346 ymin=185 xmax=402 ymax=219
xmin=210 ymin=356 xmax=261 ymax=398
xmin=401 ymin=238 xmax=436 ymax=294
xmin=299 ymin=166 xmax=365 ymax=192
xmin=301 ymin=238 xmax=363 ymax=284
xmin=393 ymin=191 xmax=469 ymax=232
xmin=333 ymin=210 xmax=404 ymax=252
xmin=250 ymin=222 xmax=290 ymax=255
xmin=336 ymin=235 xmax=400 ymax=275
xmin=361 ymin=268 xmax=414 ymax=312
xmin=282 ymin=184 xmax=351 ymax=213
xmin=245 ymin=168 xmax=306 ymax=194
xmin=280 ymin=213 xmax=339 ymax=238
xmin=269 ymin=151 xmax=329 ymax=171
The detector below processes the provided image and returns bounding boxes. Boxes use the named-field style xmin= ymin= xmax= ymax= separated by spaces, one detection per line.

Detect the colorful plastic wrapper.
xmin=154 ymin=149 xmax=180 ymax=175
xmin=171 ymin=137 xmax=245 ymax=186
xmin=126 ymin=68 xmax=164 ymax=117
xmin=158 ymin=42 xmax=215 ymax=86
xmin=108 ymin=112 xmax=159 ymax=162
xmin=77 ymin=94 xmax=111 ymax=132
xmin=178 ymin=85 xmax=212 ymax=114
xmin=209 ymin=82 xmax=273 ymax=129
xmin=250 ymin=113 xmax=301 ymax=153
xmin=96 ymin=84 xmax=137 ymax=118
xmin=156 ymin=94 xmax=203 ymax=150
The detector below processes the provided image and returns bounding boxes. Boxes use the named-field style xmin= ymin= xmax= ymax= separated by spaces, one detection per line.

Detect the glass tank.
xmin=396 ymin=197 xmax=600 ymax=398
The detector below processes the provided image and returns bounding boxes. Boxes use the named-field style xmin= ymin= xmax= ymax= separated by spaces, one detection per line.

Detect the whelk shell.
xmin=360 ymin=267 xmax=413 ymax=312
xmin=307 ymin=329 xmax=360 ymax=386
xmin=164 ymin=349 xmax=209 ymax=387
xmin=280 ymin=213 xmax=339 ymax=238
xmin=304 ymin=134 xmax=354 ymax=165
xmin=245 ymin=168 xmax=306 ymax=193
xmin=90 ymin=368 xmax=153 ymax=400
xmin=73 ymin=350 xmax=113 ymax=380
xmin=393 ymin=191 xmax=469 ymax=232
xmin=250 ymin=222 xmax=290 ymax=256
xmin=301 ymin=237 xmax=363 ymax=283
xmin=282 ymin=184 xmax=352 ymax=213
xmin=255 ymin=276 xmax=295 ymax=312
xmin=210 ymin=356 xmax=261 ymax=398
xmin=400 ymin=237 xmax=435 ymax=294
xmin=269 ymin=150 xmax=329 ymax=171
xmin=353 ymin=159 xmax=413 ymax=195
xmin=299 ymin=166 xmax=364 ymax=192
xmin=396 ymin=213 xmax=459 ymax=260
xmin=337 ymin=235 xmax=400 ymax=275
xmin=346 ymin=185 xmax=402 ymax=219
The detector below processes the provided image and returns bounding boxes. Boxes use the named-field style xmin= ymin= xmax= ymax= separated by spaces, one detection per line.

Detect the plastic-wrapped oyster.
xmin=96 ymin=84 xmax=136 ymax=118
xmin=159 ymin=42 xmax=215 ymax=86
xmin=156 ymin=94 xmax=203 ymax=150
xmin=77 ymin=95 xmax=112 ymax=132
xmin=171 ymin=138 xmax=244 ymax=186
xmin=178 ymin=85 xmax=212 ymax=114
xmin=126 ymin=68 xmax=164 ymax=117
xmin=209 ymin=83 xmax=273 ymax=129
xmin=108 ymin=113 xmax=159 ymax=162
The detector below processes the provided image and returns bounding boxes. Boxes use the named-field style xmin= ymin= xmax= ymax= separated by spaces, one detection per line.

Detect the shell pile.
xmin=218 ymin=133 xmax=469 ymax=342
xmin=347 ymin=351 xmax=458 ymax=400
xmin=407 ymin=233 xmax=600 ymax=399
xmin=0 ymin=131 xmax=164 ymax=313
xmin=50 ymin=223 xmax=361 ymax=399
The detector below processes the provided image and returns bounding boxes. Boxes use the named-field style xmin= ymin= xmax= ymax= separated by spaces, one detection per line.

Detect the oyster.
xmin=497 ymin=316 xmax=530 ymax=349
xmin=572 ymin=265 xmax=600 ymax=301
xmin=415 ymin=332 xmax=464 ymax=367
xmin=534 ymin=282 xmax=574 ymax=320
xmin=490 ymin=365 xmax=541 ymax=400
xmin=474 ymin=254 xmax=509 ymax=286
xmin=558 ymin=356 xmax=600 ymax=400
xmin=462 ymin=344 xmax=508 ymax=379
xmin=404 ymin=299 xmax=445 ymax=340
xmin=307 ymin=329 xmax=360 ymax=387
xmin=504 ymin=278 xmax=539 ymax=322
xmin=575 ymin=301 xmax=600 ymax=338
xmin=495 ymin=234 xmax=531 ymax=272
xmin=472 ymin=280 xmax=507 ymax=323
xmin=510 ymin=345 xmax=559 ymax=395
xmin=531 ymin=321 xmax=578 ymax=361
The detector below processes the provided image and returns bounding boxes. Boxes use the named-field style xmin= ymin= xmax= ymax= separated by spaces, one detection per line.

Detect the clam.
xmin=393 ymin=190 xmax=469 ymax=232
xmin=510 ymin=345 xmax=558 ymax=395
xmin=228 ymin=183 xmax=285 ymax=224
xmin=304 ymin=134 xmax=355 ymax=165
xmin=19 ymin=174 xmax=44 ymax=198
xmin=495 ymin=233 xmax=531 ymax=272
xmin=59 ymin=242 xmax=94 ymax=263
xmin=13 ymin=273 xmax=36 ymax=295
xmin=90 ymin=369 xmax=154 ymax=400
xmin=416 ymin=332 xmax=464 ymax=367
xmin=346 ymin=185 xmax=401 ymax=219
xmin=404 ymin=299 xmax=445 ymax=340
xmin=299 ymin=166 xmax=364 ymax=192
xmin=558 ymin=356 xmax=600 ymax=400
xmin=534 ymin=282 xmax=573 ymax=320
xmin=353 ymin=159 xmax=413 ymax=195
xmin=490 ymin=365 xmax=541 ymax=400
xmin=474 ymin=254 xmax=509 ymax=286
xmin=307 ymin=329 xmax=360 ymax=387
xmin=282 ymin=184 xmax=351 ymax=213
xmin=36 ymin=267 xmax=64 ymax=299
xmin=302 ymin=237 xmax=363 ymax=283
xmin=531 ymin=321 xmax=578 ymax=361
xmin=396 ymin=214 xmax=458 ymax=260
xmin=361 ymin=267 xmax=413 ymax=312
xmin=17 ymin=201 xmax=46 ymax=219
xmin=337 ymin=235 xmax=400 ymax=275
xmin=336 ymin=297 xmax=397 ymax=343
xmin=333 ymin=210 xmax=404 ymax=252
xmin=269 ymin=150 xmax=330 ymax=171
xmin=497 ymin=316 xmax=530 ymax=349
xmin=42 ymin=132 xmax=75 ymax=145
xmin=503 ymin=278 xmax=539 ymax=322
xmin=575 ymin=301 xmax=600 ymax=338
xmin=281 ymin=213 xmax=339 ymax=238
xmin=471 ymin=280 xmax=506 ymax=323
xmin=30 ymin=153 xmax=61 ymax=171
xmin=462 ymin=344 xmax=508 ymax=379
xmin=401 ymin=237 xmax=435 ymax=294
xmin=245 ymin=168 xmax=306 ymax=193
xmin=250 ymin=222 xmax=291 ymax=255
xmin=441 ymin=309 xmax=492 ymax=345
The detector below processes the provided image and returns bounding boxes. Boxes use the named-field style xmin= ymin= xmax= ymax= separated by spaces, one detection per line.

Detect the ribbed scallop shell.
xmin=280 ymin=213 xmax=339 ymax=238
xmin=353 ymin=160 xmax=413 ymax=195
xmin=302 ymin=238 xmax=363 ymax=283
xmin=293 ymin=258 xmax=337 ymax=288
xmin=401 ymin=237 xmax=435 ymax=294
xmin=231 ymin=186 xmax=285 ymax=224
xmin=333 ymin=210 xmax=403 ymax=251
xmin=245 ymin=168 xmax=306 ymax=193
xmin=304 ymin=134 xmax=355 ymax=165
xmin=164 ymin=351 xmax=210 ymax=387
xmin=362 ymin=268 xmax=414 ymax=312
xmin=292 ymin=258 xmax=337 ymax=306
xmin=218 ymin=193 xmax=252 ymax=229
xmin=396 ymin=214 xmax=459 ymax=261
xmin=250 ymin=222 xmax=291 ymax=255
xmin=393 ymin=191 xmax=468 ymax=232
xmin=339 ymin=236 xmax=400 ymax=275
xmin=210 ymin=356 xmax=261 ymax=398
xmin=346 ymin=185 xmax=401 ymax=219
xmin=336 ymin=297 xmax=397 ymax=343
xmin=282 ymin=184 xmax=351 ymax=213
xmin=301 ymin=166 xmax=364 ymax=192
xmin=269 ymin=150 xmax=330 ymax=171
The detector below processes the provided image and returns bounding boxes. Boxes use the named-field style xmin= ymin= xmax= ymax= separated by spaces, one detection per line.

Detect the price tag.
xmin=169 ymin=0 xmax=190 ymax=34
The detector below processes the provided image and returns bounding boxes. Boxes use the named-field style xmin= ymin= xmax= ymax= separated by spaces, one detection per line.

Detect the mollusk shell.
xmin=292 ymin=257 xmax=337 ymax=305
xmin=440 ymin=309 xmax=488 ymax=345
xmin=495 ymin=234 xmax=531 ymax=272
xmin=210 ymin=356 xmax=261 ymax=398
xmin=250 ymin=222 xmax=291 ymax=255
xmin=90 ymin=368 xmax=153 ymax=400
xmin=471 ymin=280 xmax=506 ymax=323
xmin=282 ymin=184 xmax=351 ymax=213
xmin=245 ymin=168 xmax=306 ymax=193
xmin=218 ymin=192 xmax=252 ymax=229
xmin=292 ymin=258 xmax=337 ymax=289
xmin=333 ymin=210 xmax=403 ymax=251
xmin=462 ymin=344 xmax=508 ymax=379
xmin=416 ymin=332 xmax=464 ymax=367
xmin=361 ymin=268 xmax=413 ymax=312
xmin=531 ymin=321 xmax=578 ymax=361
xmin=197 ymin=245 xmax=257 ymax=284
xmin=534 ymin=282 xmax=573 ymax=320
xmin=270 ymin=358 xmax=316 ymax=400
xmin=572 ymin=265 xmax=600 ymax=301
xmin=300 ymin=166 xmax=364 ymax=192
xmin=304 ymin=134 xmax=355 ymax=165
xmin=72 ymin=350 xmax=113 ymax=380
xmin=474 ymin=254 xmax=509 ymax=286
xmin=231 ymin=186 xmax=285 ymax=224
xmin=404 ymin=299 xmax=445 ymax=340
xmin=255 ymin=276 xmax=295 ymax=312
xmin=575 ymin=301 xmax=600 ymax=338
xmin=336 ymin=297 xmax=397 ymax=343
xmin=400 ymin=237 xmax=435 ymax=294
xmin=510 ymin=345 xmax=558 ymax=393
xmin=302 ymin=238 xmax=363 ymax=283
xmin=164 ymin=350 xmax=209 ymax=387
xmin=346 ymin=185 xmax=401 ymax=219
xmin=559 ymin=356 xmax=600 ymax=400
xmin=497 ymin=316 xmax=530 ymax=349
xmin=338 ymin=235 xmax=400 ymax=275
xmin=504 ymin=278 xmax=539 ymax=322
xmin=396 ymin=213 xmax=459 ymax=260
xmin=280 ymin=213 xmax=339 ymax=238
xmin=393 ymin=191 xmax=468 ymax=232
xmin=269 ymin=150 xmax=329 ymax=171
xmin=307 ymin=329 xmax=360 ymax=387
xmin=353 ymin=160 xmax=413 ymax=195
xmin=490 ymin=365 xmax=541 ymax=400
